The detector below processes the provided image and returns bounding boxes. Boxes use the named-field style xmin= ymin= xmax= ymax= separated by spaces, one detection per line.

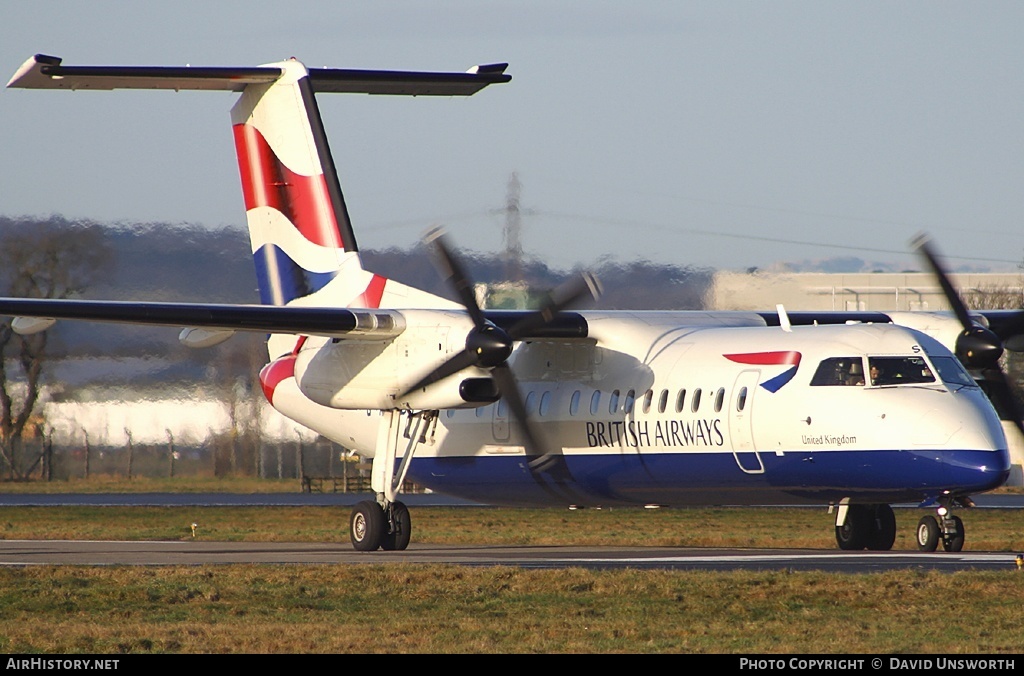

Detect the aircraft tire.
xmin=942 ymin=515 xmax=965 ymax=552
xmin=916 ymin=515 xmax=940 ymax=552
xmin=350 ymin=500 xmax=386 ymax=552
xmin=865 ymin=504 xmax=897 ymax=551
xmin=835 ymin=504 xmax=870 ymax=550
xmin=381 ymin=501 xmax=412 ymax=551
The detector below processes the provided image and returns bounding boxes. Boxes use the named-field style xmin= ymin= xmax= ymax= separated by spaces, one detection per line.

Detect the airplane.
xmin=4 ymin=54 xmax=1021 ymax=554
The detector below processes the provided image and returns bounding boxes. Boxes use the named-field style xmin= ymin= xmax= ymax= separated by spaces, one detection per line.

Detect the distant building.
xmin=42 ymin=396 xmax=310 ymax=447
xmin=709 ymin=271 xmax=1024 ymax=312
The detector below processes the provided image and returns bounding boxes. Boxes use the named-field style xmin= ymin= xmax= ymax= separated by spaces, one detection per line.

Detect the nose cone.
xmin=937 ymin=390 xmax=1012 ymax=493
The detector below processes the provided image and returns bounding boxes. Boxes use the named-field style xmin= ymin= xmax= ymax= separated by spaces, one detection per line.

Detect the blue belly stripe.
xmin=405 ymin=448 xmax=1010 ymax=507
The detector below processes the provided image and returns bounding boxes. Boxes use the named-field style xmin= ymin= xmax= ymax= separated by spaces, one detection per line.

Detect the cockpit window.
xmin=867 ymin=356 xmax=935 ymax=386
xmin=810 ymin=357 xmax=866 ymax=386
xmin=929 ymin=356 xmax=978 ymax=388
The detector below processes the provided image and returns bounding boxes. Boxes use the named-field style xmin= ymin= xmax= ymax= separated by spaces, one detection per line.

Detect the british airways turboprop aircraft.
xmin=4 ymin=54 xmax=1018 ymax=553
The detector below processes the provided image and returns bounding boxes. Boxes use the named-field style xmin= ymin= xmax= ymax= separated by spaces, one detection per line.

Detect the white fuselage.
xmin=267 ymin=314 xmax=1010 ymax=507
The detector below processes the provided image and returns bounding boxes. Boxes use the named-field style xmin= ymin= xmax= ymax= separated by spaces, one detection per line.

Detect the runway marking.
xmin=571 ymin=552 xmax=1019 ymax=564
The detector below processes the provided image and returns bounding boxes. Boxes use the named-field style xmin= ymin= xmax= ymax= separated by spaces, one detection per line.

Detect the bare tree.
xmin=207 ymin=332 xmax=268 ymax=477
xmin=0 ymin=219 xmax=111 ymax=480
xmin=963 ymin=284 xmax=1024 ymax=311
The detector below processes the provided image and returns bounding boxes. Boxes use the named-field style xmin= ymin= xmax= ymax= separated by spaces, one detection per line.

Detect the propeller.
xmin=401 ymin=226 xmax=602 ymax=475
xmin=912 ymin=232 xmax=1024 ymax=436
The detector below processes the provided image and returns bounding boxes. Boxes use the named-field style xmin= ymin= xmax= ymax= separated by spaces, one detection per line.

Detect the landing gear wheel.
xmin=942 ymin=515 xmax=965 ymax=552
xmin=865 ymin=504 xmax=897 ymax=551
xmin=835 ymin=504 xmax=870 ymax=550
xmin=350 ymin=500 xmax=385 ymax=552
xmin=916 ymin=515 xmax=940 ymax=552
xmin=381 ymin=501 xmax=412 ymax=551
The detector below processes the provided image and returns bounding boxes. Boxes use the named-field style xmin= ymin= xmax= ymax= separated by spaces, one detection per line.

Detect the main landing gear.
xmin=348 ymin=409 xmax=434 ymax=552
xmin=349 ymin=499 xmax=411 ymax=552
xmin=834 ymin=503 xmax=897 ymax=551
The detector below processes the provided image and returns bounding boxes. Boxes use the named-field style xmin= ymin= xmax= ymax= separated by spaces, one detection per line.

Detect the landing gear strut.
xmin=348 ymin=409 xmax=434 ymax=552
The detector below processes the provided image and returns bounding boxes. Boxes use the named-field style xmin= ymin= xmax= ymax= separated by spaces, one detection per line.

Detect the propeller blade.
xmin=400 ymin=349 xmax=480 ymax=397
xmin=507 ymin=272 xmax=603 ymax=339
xmin=425 ymin=227 xmax=486 ymax=328
xmin=912 ymin=232 xmax=1004 ymax=369
xmin=981 ymin=367 xmax=1024 ymax=439
xmin=489 ymin=363 xmax=546 ymax=459
xmin=489 ymin=364 xmax=569 ymax=478
xmin=911 ymin=232 xmax=975 ymax=331
xmin=412 ymin=227 xmax=591 ymax=487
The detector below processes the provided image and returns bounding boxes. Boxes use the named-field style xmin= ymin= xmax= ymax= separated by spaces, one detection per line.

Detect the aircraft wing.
xmin=0 ymin=299 xmax=589 ymax=342
xmin=0 ymin=298 xmax=405 ymax=340
xmin=757 ymin=309 xmax=1024 ymax=344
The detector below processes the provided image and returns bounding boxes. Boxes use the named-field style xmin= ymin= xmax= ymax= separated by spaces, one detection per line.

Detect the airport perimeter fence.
xmin=0 ymin=432 xmax=425 ymax=492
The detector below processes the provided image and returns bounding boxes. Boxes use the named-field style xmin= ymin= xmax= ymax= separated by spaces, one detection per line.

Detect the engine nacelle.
xmin=293 ymin=309 xmax=501 ymax=410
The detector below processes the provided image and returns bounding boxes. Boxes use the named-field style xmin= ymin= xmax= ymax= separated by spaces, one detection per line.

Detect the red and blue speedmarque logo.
xmin=724 ymin=351 xmax=802 ymax=392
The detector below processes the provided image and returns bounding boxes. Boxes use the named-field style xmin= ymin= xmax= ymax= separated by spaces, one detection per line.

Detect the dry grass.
xmin=1 ymin=565 xmax=1023 ymax=653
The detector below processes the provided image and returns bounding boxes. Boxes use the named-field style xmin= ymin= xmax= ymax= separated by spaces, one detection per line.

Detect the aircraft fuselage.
xmin=278 ymin=316 xmax=1010 ymax=508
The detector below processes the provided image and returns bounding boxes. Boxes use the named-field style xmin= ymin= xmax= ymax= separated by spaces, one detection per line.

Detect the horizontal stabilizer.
xmin=7 ymin=54 xmax=511 ymax=95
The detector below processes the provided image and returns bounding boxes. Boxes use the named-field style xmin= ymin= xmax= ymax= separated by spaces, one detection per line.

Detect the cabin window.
xmin=525 ymin=391 xmax=537 ymax=414
xmin=642 ymin=389 xmax=653 ymax=414
xmin=691 ymin=388 xmax=702 ymax=412
xmin=476 ymin=405 xmax=486 ymax=418
xmin=540 ymin=391 xmax=552 ymax=416
xmin=497 ymin=399 xmax=508 ymax=417
xmin=659 ymin=389 xmax=669 ymax=413
xmin=675 ymin=389 xmax=687 ymax=413
xmin=590 ymin=391 xmax=602 ymax=415
xmin=624 ymin=389 xmax=636 ymax=414
xmin=736 ymin=386 xmax=748 ymax=412
xmin=714 ymin=387 xmax=725 ymax=412
xmin=570 ymin=390 xmax=581 ymax=416
xmin=810 ymin=357 xmax=866 ymax=386
xmin=609 ymin=389 xmax=620 ymax=414
xmin=446 ymin=409 xmax=455 ymax=419
xmin=868 ymin=356 xmax=936 ymax=386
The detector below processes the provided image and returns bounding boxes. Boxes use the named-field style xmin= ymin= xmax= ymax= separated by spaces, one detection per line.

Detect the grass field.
xmin=2 ymin=478 xmax=1024 ymax=653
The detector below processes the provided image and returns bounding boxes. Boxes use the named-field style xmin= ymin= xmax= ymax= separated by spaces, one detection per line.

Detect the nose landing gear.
xmin=915 ymin=499 xmax=966 ymax=552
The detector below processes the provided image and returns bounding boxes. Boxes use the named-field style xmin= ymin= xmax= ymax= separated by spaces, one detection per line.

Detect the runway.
xmin=0 ymin=539 xmax=1021 ymax=572
xmin=1 ymin=492 xmax=1022 ymax=571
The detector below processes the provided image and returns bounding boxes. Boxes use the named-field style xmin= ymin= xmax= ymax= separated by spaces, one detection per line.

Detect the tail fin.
xmin=230 ymin=59 xmax=361 ymax=309
xmin=7 ymin=54 xmax=511 ymax=315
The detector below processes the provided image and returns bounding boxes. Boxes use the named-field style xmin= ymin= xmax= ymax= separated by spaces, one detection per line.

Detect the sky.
xmin=2 ymin=1 xmax=1024 ymax=274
